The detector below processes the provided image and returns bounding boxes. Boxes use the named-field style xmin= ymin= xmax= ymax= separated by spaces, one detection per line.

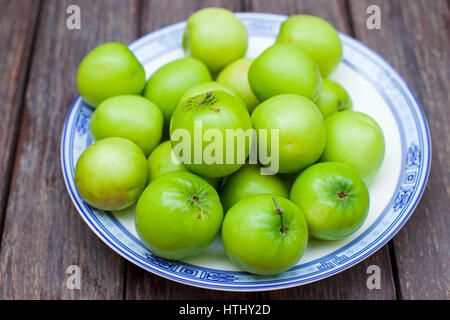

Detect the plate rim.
xmin=60 ymin=12 xmax=431 ymax=292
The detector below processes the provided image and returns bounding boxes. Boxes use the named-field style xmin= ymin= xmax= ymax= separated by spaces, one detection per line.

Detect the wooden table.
xmin=0 ymin=0 xmax=448 ymax=300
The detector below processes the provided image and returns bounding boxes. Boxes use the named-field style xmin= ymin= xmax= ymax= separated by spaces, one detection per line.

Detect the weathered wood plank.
xmin=125 ymin=0 xmax=260 ymax=300
xmin=0 ymin=0 xmax=40 ymax=236
xmin=243 ymin=0 xmax=352 ymax=34
xmin=0 ymin=0 xmax=139 ymax=299
xmin=244 ymin=0 xmax=397 ymax=300
xmin=139 ymin=0 xmax=243 ymax=36
xmin=263 ymin=248 xmax=396 ymax=299
xmin=126 ymin=263 xmax=259 ymax=299
xmin=349 ymin=0 xmax=450 ymax=300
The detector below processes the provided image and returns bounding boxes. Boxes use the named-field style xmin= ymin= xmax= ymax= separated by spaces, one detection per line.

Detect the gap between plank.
xmin=344 ymin=0 xmax=356 ymax=37
xmin=122 ymin=260 xmax=128 ymax=300
xmin=388 ymin=241 xmax=402 ymax=299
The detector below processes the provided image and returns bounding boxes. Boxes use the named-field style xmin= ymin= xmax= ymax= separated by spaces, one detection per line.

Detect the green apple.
xmin=77 ymin=42 xmax=146 ymax=107
xmin=147 ymin=141 xmax=220 ymax=188
xmin=184 ymin=8 xmax=248 ymax=75
xmin=135 ymin=171 xmax=223 ymax=260
xmin=251 ymin=94 xmax=326 ymax=174
xmin=220 ymin=164 xmax=289 ymax=211
xmin=248 ymin=43 xmax=321 ymax=101
xmin=147 ymin=141 xmax=186 ymax=183
xmin=75 ymin=137 xmax=148 ymax=211
xmin=277 ymin=15 xmax=343 ymax=77
xmin=178 ymin=81 xmax=246 ymax=108
xmin=216 ymin=58 xmax=260 ymax=113
xmin=321 ymin=111 xmax=385 ymax=184
xmin=316 ymin=79 xmax=353 ymax=118
xmin=222 ymin=195 xmax=308 ymax=275
xmin=170 ymin=90 xmax=252 ymax=178
xmin=290 ymin=162 xmax=369 ymax=240
xmin=143 ymin=57 xmax=211 ymax=123
xmin=91 ymin=95 xmax=163 ymax=156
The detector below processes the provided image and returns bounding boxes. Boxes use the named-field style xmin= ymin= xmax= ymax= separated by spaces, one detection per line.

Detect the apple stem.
xmin=272 ymin=197 xmax=288 ymax=234
xmin=198 ymin=91 xmax=215 ymax=106
xmin=337 ymin=191 xmax=348 ymax=201
xmin=192 ymin=195 xmax=200 ymax=204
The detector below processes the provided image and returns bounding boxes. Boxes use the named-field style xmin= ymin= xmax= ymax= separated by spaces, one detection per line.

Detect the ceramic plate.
xmin=61 ymin=13 xmax=431 ymax=291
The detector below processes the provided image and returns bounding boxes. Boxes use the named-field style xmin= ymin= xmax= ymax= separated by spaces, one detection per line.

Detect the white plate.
xmin=61 ymin=13 xmax=431 ymax=291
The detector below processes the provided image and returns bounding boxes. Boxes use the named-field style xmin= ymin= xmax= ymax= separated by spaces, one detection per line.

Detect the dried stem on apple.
xmin=272 ymin=197 xmax=288 ymax=234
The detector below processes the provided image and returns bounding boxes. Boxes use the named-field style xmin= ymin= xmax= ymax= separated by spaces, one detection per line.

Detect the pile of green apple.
xmin=74 ymin=8 xmax=385 ymax=276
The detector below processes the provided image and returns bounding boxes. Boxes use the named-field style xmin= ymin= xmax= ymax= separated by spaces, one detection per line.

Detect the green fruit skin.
xmin=316 ymin=79 xmax=353 ymax=118
xmin=91 ymin=95 xmax=164 ymax=156
xmin=135 ymin=171 xmax=223 ymax=260
xmin=248 ymin=43 xmax=321 ymax=102
xmin=222 ymin=195 xmax=308 ymax=275
xmin=75 ymin=137 xmax=148 ymax=211
xmin=183 ymin=8 xmax=248 ymax=75
xmin=143 ymin=57 xmax=211 ymax=123
xmin=147 ymin=141 xmax=187 ymax=183
xmin=290 ymin=162 xmax=369 ymax=240
xmin=216 ymin=58 xmax=260 ymax=113
xmin=277 ymin=15 xmax=343 ymax=77
xmin=251 ymin=94 xmax=326 ymax=174
xmin=329 ymin=80 xmax=353 ymax=112
xmin=147 ymin=141 xmax=220 ymax=188
xmin=178 ymin=81 xmax=246 ymax=108
xmin=220 ymin=164 xmax=289 ymax=212
xmin=321 ymin=111 xmax=385 ymax=184
xmin=77 ymin=42 xmax=146 ymax=107
xmin=170 ymin=90 xmax=252 ymax=179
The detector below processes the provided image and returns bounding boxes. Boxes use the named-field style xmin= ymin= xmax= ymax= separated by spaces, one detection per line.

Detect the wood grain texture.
xmin=245 ymin=0 xmax=397 ymax=300
xmin=262 ymin=247 xmax=395 ymax=300
xmin=126 ymin=262 xmax=259 ymax=300
xmin=125 ymin=0 xmax=260 ymax=300
xmin=0 ymin=0 xmax=139 ymax=299
xmin=244 ymin=0 xmax=352 ymax=34
xmin=349 ymin=0 xmax=450 ymax=300
xmin=0 ymin=0 xmax=39 ymax=236
xmin=138 ymin=0 xmax=242 ymax=36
